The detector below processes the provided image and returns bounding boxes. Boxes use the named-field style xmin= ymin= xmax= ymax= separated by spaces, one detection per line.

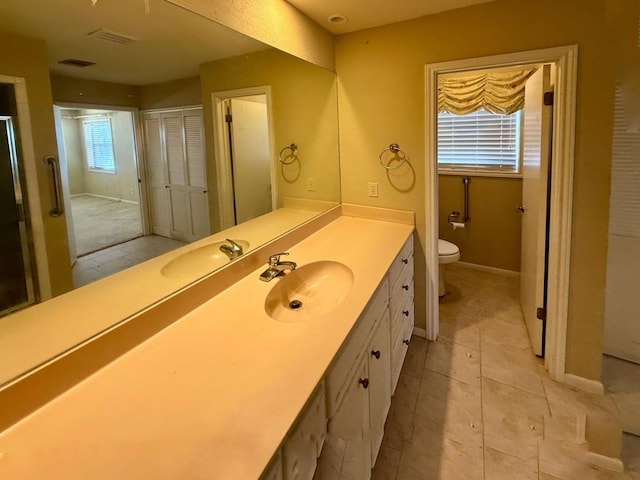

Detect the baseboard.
xmin=72 ymin=193 xmax=139 ymax=205
xmin=586 ymin=452 xmax=624 ymax=473
xmin=456 ymin=261 xmax=520 ymax=277
xmin=413 ymin=327 xmax=427 ymax=338
xmin=564 ymin=373 xmax=605 ymax=395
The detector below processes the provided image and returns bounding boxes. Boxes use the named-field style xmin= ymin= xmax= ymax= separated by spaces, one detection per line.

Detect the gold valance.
xmin=438 ymin=68 xmax=538 ymax=115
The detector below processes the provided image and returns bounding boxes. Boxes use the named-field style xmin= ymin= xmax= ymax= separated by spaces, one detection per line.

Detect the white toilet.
xmin=438 ymin=239 xmax=460 ymax=296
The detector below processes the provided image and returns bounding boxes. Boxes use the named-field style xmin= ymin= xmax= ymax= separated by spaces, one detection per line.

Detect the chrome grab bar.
xmin=44 ymin=155 xmax=64 ymax=217
xmin=462 ymin=176 xmax=470 ymax=222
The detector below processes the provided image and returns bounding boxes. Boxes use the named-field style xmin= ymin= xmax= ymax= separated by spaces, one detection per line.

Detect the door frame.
xmin=211 ymin=86 xmax=276 ymax=231
xmin=424 ymin=45 xmax=578 ymax=382
xmin=54 ymin=102 xmax=150 ymax=238
xmin=0 ymin=75 xmax=52 ymax=300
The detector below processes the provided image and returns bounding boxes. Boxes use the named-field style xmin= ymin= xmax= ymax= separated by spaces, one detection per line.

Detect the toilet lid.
xmin=438 ymin=239 xmax=459 ymax=256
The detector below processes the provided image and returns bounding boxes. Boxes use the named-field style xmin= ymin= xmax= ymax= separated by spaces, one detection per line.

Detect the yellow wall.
xmin=139 ymin=76 xmax=202 ymax=111
xmin=335 ymin=0 xmax=614 ymax=380
xmin=0 ymin=32 xmax=73 ymax=297
xmin=199 ymin=48 xmax=340 ymax=231
xmin=50 ymin=75 xmax=139 ymax=108
xmin=439 ymin=175 xmax=522 ymax=272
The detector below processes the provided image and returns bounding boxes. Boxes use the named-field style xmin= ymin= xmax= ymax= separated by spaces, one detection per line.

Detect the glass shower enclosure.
xmin=0 ymin=115 xmax=36 ymax=315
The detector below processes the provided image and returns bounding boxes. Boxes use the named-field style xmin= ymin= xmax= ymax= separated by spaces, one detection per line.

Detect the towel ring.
xmin=378 ymin=143 xmax=408 ymax=170
xmin=279 ymin=143 xmax=298 ymax=165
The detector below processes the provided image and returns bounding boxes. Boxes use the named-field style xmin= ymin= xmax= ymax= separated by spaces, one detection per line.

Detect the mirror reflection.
xmin=0 ymin=0 xmax=340 ymax=385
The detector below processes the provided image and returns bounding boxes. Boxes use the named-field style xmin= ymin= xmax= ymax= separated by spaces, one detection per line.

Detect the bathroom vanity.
xmin=0 ymin=205 xmax=415 ymax=479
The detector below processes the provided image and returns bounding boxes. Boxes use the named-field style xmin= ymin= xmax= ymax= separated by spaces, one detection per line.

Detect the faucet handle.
xmin=268 ymin=252 xmax=289 ymax=267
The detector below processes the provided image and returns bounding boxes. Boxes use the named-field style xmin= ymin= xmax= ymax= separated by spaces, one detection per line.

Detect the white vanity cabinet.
xmin=388 ymin=236 xmax=414 ymax=393
xmin=262 ymin=454 xmax=284 ymax=480
xmin=282 ymin=384 xmax=327 ymax=480
xmin=264 ymin=233 xmax=415 ymax=480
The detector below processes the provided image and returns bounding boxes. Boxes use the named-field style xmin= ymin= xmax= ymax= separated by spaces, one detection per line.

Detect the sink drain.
xmin=289 ymin=299 xmax=303 ymax=309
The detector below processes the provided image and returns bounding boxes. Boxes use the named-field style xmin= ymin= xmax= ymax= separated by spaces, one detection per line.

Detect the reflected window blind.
xmin=609 ymin=85 xmax=640 ymax=238
xmin=437 ymin=108 xmax=521 ymax=173
xmin=83 ymin=119 xmax=115 ymax=172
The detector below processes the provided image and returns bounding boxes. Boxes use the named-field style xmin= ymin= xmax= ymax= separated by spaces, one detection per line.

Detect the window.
xmin=437 ymin=108 xmax=521 ymax=174
xmin=83 ymin=119 xmax=116 ymax=173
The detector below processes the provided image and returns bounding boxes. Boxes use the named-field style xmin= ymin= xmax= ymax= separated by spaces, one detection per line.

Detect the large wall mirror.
xmin=0 ymin=0 xmax=340 ymax=386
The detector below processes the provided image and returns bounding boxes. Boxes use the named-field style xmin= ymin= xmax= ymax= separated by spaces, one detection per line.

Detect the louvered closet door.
xmin=143 ymin=108 xmax=209 ymax=242
xmin=143 ymin=114 xmax=171 ymax=237
xmin=183 ymin=110 xmax=210 ymax=239
xmin=163 ymin=113 xmax=191 ymax=240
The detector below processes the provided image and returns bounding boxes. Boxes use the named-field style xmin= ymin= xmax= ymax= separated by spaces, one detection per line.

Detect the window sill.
xmin=438 ymin=169 xmax=522 ymax=179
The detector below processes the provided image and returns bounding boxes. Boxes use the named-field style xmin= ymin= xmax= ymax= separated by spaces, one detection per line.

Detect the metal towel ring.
xmin=378 ymin=143 xmax=408 ymax=170
xmin=279 ymin=143 xmax=298 ymax=165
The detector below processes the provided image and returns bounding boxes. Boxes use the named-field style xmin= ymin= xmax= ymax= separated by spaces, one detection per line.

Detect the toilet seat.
xmin=438 ymin=239 xmax=460 ymax=264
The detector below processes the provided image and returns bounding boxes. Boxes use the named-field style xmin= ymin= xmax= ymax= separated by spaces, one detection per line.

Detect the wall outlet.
xmin=307 ymin=178 xmax=317 ymax=191
xmin=368 ymin=182 xmax=379 ymax=198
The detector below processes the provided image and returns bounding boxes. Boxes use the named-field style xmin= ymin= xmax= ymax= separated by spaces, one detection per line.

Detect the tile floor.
xmin=72 ymin=235 xmax=187 ymax=288
xmin=373 ymin=263 xmax=639 ymax=480
xmin=602 ymin=355 xmax=640 ymax=436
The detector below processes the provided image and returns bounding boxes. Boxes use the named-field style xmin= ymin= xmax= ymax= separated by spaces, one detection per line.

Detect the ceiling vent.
xmin=58 ymin=59 xmax=96 ymax=67
xmin=88 ymin=28 xmax=138 ymax=45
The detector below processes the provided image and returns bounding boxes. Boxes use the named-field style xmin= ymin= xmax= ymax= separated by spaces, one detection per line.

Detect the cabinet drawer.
xmin=283 ymin=384 xmax=326 ymax=480
xmin=326 ymin=277 xmax=389 ymax=417
xmin=388 ymin=236 xmax=413 ymax=290
xmin=389 ymin=267 xmax=413 ymax=318
xmin=390 ymin=290 xmax=413 ymax=347
xmin=391 ymin=318 xmax=414 ymax=394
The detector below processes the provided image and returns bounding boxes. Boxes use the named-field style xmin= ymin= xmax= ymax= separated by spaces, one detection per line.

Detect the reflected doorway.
xmin=54 ymin=106 xmax=144 ymax=260
xmin=212 ymin=87 xmax=276 ymax=231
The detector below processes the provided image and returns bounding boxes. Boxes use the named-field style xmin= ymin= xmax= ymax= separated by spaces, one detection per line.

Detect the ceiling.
xmin=286 ymin=0 xmax=497 ymax=34
xmin=0 ymin=0 xmax=267 ymax=86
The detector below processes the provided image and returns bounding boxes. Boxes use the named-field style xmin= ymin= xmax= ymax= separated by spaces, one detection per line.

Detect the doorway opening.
xmin=54 ymin=106 xmax=144 ymax=260
xmin=425 ymin=46 xmax=578 ymax=382
xmin=212 ymin=86 xmax=276 ymax=231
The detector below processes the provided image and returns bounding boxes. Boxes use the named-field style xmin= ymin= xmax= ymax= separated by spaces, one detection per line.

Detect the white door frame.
xmin=424 ymin=45 xmax=578 ymax=382
xmin=54 ymin=102 xmax=150 ymax=235
xmin=211 ymin=86 xmax=276 ymax=230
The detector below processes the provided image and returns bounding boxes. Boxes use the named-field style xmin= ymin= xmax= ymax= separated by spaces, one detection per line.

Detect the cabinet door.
xmin=284 ymin=385 xmax=326 ymax=480
xmin=261 ymin=453 xmax=283 ymax=480
xmin=368 ymin=311 xmax=391 ymax=465
xmin=316 ymin=355 xmax=371 ymax=479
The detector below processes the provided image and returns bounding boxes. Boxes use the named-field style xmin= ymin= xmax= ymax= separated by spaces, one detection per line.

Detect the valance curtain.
xmin=438 ymin=68 xmax=538 ymax=115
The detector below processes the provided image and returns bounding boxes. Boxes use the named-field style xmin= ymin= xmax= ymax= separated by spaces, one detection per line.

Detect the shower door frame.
xmin=0 ymin=75 xmax=52 ymax=301
xmin=0 ymin=115 xmax=37 ymax=314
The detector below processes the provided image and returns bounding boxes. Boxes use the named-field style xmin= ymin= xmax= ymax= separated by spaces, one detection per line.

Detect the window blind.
xmin=83 ymin=119 xmax=115 ymax=172
xmin=608 ymin=85 xmax=640 ymax=238
xmin=437 ymin=108 xmax=521 ymax=173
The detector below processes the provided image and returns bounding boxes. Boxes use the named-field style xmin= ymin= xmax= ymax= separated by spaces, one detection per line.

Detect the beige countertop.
xmin=0 ymin=206 xmax=325 ymax=387
xmin=0 ymin=212 xmax=413 ymax=479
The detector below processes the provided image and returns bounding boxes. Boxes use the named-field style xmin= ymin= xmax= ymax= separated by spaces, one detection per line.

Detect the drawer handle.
xmin=402 ymin=258 xmax=408 ymax=264
xmin=402 ymin=284 xmax=409 ymax=291
xmin=403 ymin=339 xmax=410 ymax=346
xmin=371 ymin=350 xmax=381 ymax=359
xmin=359 ymin=378 xmax=369 ymax=389
xmin=403 ymin=310 xmax=410 ymax=316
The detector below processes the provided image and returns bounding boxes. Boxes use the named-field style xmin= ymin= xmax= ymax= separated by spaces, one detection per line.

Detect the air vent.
xmin=88 ymin=28 xmax=138 ymax=45
xmin=58 ymin=59 xmax=96 ymax=68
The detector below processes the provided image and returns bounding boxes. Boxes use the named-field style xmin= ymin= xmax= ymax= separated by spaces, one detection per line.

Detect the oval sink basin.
xmin=264 ymin=261 xmax=354 ymax=322
xmin=160 ymin=240 xmax=249 ymax=279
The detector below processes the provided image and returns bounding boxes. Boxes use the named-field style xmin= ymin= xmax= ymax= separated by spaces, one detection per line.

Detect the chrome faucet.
xmin=219 ymin=239 xmax=243 ymax=260
xmin=259 ymin=252 xmax=297 ymax=282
